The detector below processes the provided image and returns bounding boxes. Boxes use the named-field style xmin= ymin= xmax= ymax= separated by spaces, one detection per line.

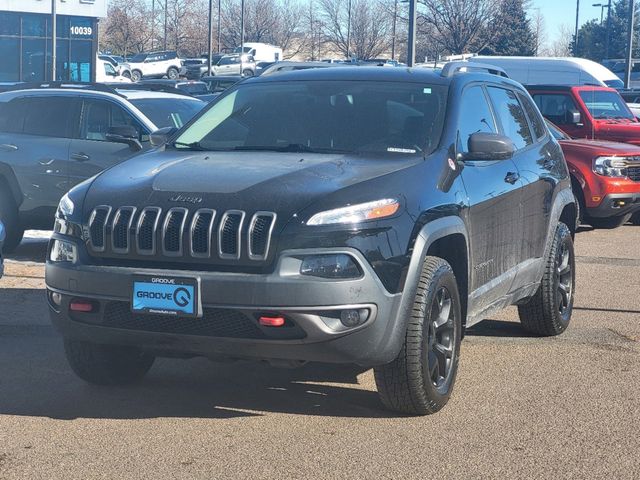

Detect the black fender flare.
xmin=0 ymin=162 xmax=23 ymax=207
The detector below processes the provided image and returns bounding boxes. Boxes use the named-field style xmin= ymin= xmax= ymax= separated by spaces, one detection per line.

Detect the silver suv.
xmin=0 ymin=84 xmax=205 ymax=251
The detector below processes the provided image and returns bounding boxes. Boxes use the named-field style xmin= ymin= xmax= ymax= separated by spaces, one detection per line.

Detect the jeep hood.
xmin=82 ymin=150 xmax=422 ymax=219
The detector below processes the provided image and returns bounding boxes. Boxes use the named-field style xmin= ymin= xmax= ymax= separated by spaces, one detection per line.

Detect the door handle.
xmin=0 ymin=144 xmax=18 ymax=152
xmin=71 ymin=152 xmax=91 ymax=162
xmin=504 ymin=171 xmax=520 ymax=185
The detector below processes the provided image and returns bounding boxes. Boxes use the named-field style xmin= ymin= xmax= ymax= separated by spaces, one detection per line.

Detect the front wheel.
xmin=374 ymin=256 xmax=462 ymax=415
xmin=122 ymin=70 xmax=131 ymax=79
xmin=64 ymin=340 xmax=155 ymax=385
xmin=518 ymin=222 xmax=575 ymax=336
xmin=131 ymin=70 xmax=142 ymax=82
xmin=242 ymin=69 xmax=254 ymax=77
xmin=167 ymin=67 xmax=179 ymax=79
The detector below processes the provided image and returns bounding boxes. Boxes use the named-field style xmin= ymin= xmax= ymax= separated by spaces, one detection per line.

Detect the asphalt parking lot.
xmin=0 ymin=226 xmax=638 ymax=480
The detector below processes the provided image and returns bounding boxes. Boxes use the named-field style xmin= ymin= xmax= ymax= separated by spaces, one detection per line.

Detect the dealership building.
xmin=0 ymin=0 xmax=107 ymax=82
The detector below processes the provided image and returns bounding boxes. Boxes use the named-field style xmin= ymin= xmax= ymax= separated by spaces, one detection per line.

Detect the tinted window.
xmin=578 ymin=90 xmax=634 ymax=120
xmin=487 ymin=87 xmax=533 ymax=149
xmin=532 ymin=93 xmax=580 ymax=125
xmin=174 ymin=81 xmax=447 ymax=155
xmin=458 ymin=85 xmax=496 ymax=152
xmin=518 ymin=92 xmax=546 ymax=140
xmin=82 ymin=100 xmax=142 ymax=141
xmin=0 ymin=97 xmax=28 ymax=133
xmin=129 ymin=98 xmax=205 ymax=129
xmin=23 ymin=97 xmax=75 ymax=137
xmin=545 ymin=120 xmax=569 ymax=140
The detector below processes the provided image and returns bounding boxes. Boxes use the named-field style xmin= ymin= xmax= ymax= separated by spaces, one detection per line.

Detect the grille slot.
xmin=162 ymin=208 xmax=188 ymax=256
xmin=628 ymin=166 xmax=640 ymax=182
xmin=190 ymin=209 xmax=216 ymax=257
xmin=248 ymin=212 xmax=277 ymax=260
xmin=218 ymin=210 xmax=245 ymax=259
xmin=136 ymin=207 xmax=161 ymax=254
xmin=111 ymin=207 xmax=136 ymax=253
xmin=102 ymin=302 xmax=268 ymax=339
xmin=88 ymin=206 xmax=111 ymax=251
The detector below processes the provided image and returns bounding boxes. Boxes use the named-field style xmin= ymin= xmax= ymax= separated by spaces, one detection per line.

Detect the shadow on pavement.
xmin=0 ymin=332 xmax=398 ymax=420
xmin=6 ymin=231 xmax=50 ymax=263
xmin=465 ymin=319 xmax=538 ymax=338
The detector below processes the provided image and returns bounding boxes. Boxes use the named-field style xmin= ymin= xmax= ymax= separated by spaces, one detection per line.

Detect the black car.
xmin=200 ymin=75 xmax=242 ymax=96
xmin=0 ymin=220 xmax=5 ymax=278
xmin=137 ymin=79 xmax=218 ymax=102
xmin=46 ymin=65 xmax=577 ymax=415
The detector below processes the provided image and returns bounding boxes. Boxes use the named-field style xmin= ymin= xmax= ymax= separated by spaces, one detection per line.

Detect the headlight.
xmin=300 ymin=254 xmax=362 ymax=279
xmin=307 ymin=199 xmax=400 ymax=226
xmin=593 ymin=156 xmax=629 ymax=178
xmin=58 ymin=193 xmax=74 ymax=217
xmin=49 ymin=239 xmax=77 ymax=263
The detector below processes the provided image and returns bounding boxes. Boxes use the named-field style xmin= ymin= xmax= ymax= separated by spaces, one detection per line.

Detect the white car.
xmin=124 ymin=51 xmax=182 ymax=82
xmin=97 ymin=58 xmax=131 ymax=83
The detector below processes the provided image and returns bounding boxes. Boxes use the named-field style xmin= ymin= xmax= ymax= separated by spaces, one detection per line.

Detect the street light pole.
xmin=240 ymin=0 xmax=245 ymax=54
xmin=208 ymin=0 xmax=213 ymax=75
xmin=151 ymin=0 xmax=155 ymax=51
xmin=164 ymin=0 xmax=168 ymax=51
xmin=51 ymin=0 xmax=57 ymax=81
xmin=407 ymin=0 xmax=417 ymax=67
xmin=391 ymin=0 xmax=398 ymax=61
xmin=346 ymin=0 xmax=352 ymax=60
xmin=575 ymin=0 xmax=580 ymax=54
xmin=217 ymin=0 xmax=222 ymax=53
xmin=605 ymin=0 xmax=612 ymax=59
xmin=625 ymin=0 xmax=635 ymax=89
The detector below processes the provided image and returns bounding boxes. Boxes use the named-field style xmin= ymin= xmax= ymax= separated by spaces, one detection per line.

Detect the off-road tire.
xmin=374 ymin=256 xmax=462 ymax=415
xmin=518 ymin=222 xmax=575 ymax=336
xmin=167 ymin=67 xmax=179 ymax=79
xmin=122 ymin=70 xmax=131 ymax=79
xmin=570 ymin=177 xmax=584 ymax=228
xmin=588 ymin=214 xmax=631 ymax=229
xmin=64 ymin=339 xmax=155 ymax=385
xmin=242 ymin=69 xmax=255 ymax=77
xmin=131 ymin=70 xmax=142 ymax=82
xmin=0 ymin=188 xmax=24 ymax=252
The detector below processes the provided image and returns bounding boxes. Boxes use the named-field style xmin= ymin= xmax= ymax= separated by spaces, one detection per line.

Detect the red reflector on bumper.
xmin=259 ymin=316 xmax=286 ymax=327
xmin=70 ymin=301 xmax=94 ymax=313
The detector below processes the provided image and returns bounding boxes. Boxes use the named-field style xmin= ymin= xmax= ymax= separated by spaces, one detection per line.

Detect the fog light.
xmin=300 ymin=254 xmax=361 ymax=279
xmin=340 ymin=309 xmax=369 ymax=327
xmin=51 ymin=292 xmax=62 ymax=307
xmin=49 ymin=240 xmax=77 ymax=263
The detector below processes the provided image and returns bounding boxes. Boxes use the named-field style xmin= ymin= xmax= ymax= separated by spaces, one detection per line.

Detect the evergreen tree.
xmin=481 ymin=0 xmax=536 ymax=56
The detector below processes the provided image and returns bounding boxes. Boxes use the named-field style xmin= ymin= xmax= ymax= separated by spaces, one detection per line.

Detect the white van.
xmin=469 ymin=56 xmax=623 ymax=89
xmin=234 ymin=43 xmax=283 ymax=63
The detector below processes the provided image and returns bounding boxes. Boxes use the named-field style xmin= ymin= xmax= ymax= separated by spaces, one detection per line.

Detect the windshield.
xmin=173 ymin=80 xmax=446 ymax=154
xmin=178 ymin=83 xmax=209 ymax=95
xmin=129 ymin=53 xmax=147 ymax=63
xmin=604 ymin=78 xmax=624 ymax=89
xmin=579 ymin=90 xmax=635 ymax=120
xmin=545 ymin=120 xmax=569 ymax=140
xmin=130 ymin=98 xmax=205 ymax=129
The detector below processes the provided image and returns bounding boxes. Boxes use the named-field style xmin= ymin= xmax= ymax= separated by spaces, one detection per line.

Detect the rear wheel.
xmin=374 ymin=256 xmax=462 ymax=415
xmin=588 ymin=214 xmax=631 ymax=229
xmin=518 ymin=222 xmax=575 ymax=336
xmin=242 ymin=69 xmax=254 ymax=77
xmin=131 ymin=70 xmax=142 ymax=82
xmin=0 ymin=189 xmax=23 ymax=252
xmin=64 ymin=339 xmax=155 ymax=385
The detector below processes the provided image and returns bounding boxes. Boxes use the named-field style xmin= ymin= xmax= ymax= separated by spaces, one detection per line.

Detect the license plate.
xmin=131 ymin=275 xmax=200 ymax=318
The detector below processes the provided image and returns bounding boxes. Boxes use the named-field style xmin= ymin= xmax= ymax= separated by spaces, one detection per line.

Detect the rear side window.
xmin=0 ymin=97 xmax=28 ymax=134
xmin=457 ymin=85 xmax=496 ymax=152
xmin=518 ymin=92 xmax=546 ymax=140
xmin=487 ymin=87 xmax=533 ymax=150
xmin=23 ymin=97 xmax=75 ymax=137
xmin=531 ymin=93 xmax=579 ymax=125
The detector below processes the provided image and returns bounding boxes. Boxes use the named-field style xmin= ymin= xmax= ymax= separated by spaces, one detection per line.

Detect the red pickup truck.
xmin=546 ymin=120 xmax=640 ymax=228
xmin=528 ymin=85 xmax=640 ymax=146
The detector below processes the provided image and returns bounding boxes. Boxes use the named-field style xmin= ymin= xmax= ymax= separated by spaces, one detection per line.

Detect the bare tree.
xmin=101 ymin=0 xmax=153 ymax=55
xmin=543 ymin=23 xmax=573 ymax=57
xmin=317 ymin=0 xmax=392 ymax=59
xmin=531 ymin=8 xmax=546 ymax=56
xmin=418 ymin=0 xmax=504 ymax=55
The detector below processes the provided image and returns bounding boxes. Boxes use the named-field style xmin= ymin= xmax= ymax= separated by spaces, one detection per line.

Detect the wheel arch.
xmin=0 ymin=163 xmax=23 ymax=208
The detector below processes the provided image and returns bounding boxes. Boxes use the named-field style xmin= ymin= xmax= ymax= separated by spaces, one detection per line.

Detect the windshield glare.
xmin=174 ymin=81 xmax=446 ymax=155
xmin=130 ymin=98 xmax=205 ymax=129
xmin=579 ymin=90 xmax=634 ymax=120
xmin=129 ymin=54 xmax=147 ymax=63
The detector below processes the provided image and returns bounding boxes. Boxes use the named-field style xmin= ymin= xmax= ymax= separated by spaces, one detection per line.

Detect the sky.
xmin=531 ymin=0 xmax=610 ymax=46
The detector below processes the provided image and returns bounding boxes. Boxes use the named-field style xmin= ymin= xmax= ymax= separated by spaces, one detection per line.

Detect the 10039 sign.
xmin=70 ymin=26 xmax=93 ymax=37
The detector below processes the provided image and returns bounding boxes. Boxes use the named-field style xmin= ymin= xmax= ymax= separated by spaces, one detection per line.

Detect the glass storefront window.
xmin=22 ymin=39 xmax=46 ymax=81
xmin=69 ymin=40 xmax=92 ymax=82
xmin=0 ymin=38 xmax=20 ymax=81
xmin=22 ymin=15 xmax=46 ymax=37
xmin=0 ymin=13 xmax=19 ymax=36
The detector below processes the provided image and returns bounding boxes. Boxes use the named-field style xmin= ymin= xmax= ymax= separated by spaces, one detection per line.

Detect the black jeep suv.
xmin=46 ymin=65 xmax=577 ymax=415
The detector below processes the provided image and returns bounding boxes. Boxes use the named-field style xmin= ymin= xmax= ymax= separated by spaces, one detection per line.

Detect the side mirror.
xmin=106 ymin=125 xmax=143 ymax=152
xmin=150 ymin=126 xmax=178 ymax=147
xmin=461 ymin=132 xmax=516 ymax=161
xmin=570 ymin=111 xmax=581 ymax=124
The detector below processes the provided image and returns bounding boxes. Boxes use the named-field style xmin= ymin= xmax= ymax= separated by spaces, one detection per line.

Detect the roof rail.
xmin=2 ymin=81 xmax=125 ymax=97
xmin=440 ymin=61 xmax=509 ymax=79
xmin=106 ymin=82 xmax=194 ymax=97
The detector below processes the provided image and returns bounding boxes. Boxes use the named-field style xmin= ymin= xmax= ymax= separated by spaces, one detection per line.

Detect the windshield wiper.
xmin=231 ymin=144 xmax=351 ymax=154
xmin=172 ymin=141 xmax=208 ymax=151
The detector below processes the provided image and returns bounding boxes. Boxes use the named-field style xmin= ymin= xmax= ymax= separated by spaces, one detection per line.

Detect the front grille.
xmin=102 ymin=302 xmax=267 ymax=339
xmin=628 ymin=166 xmax=640 ymax=182
xmin=87 ymin=205 xmax=276 ymax=262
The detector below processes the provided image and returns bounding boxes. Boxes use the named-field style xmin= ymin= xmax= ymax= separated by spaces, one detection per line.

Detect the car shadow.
xmin=6 ymin=230 xmax=50 ymax=263
xmin=465 ymin=319 xmax=539 ymax=338
xmin=0 ymin=332 xmax=400 ymax=420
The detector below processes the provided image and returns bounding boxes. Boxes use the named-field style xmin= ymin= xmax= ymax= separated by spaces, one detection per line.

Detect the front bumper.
xmin=586 ymin=192 xmax=640 ymax=218
xmin=45 ymin=248 xmax=404 ymax=367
